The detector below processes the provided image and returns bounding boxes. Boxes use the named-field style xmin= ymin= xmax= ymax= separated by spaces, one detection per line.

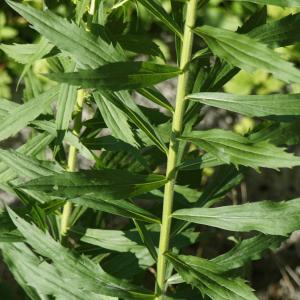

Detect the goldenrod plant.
xmin=1 ymin=0 xmax=300 ymax=299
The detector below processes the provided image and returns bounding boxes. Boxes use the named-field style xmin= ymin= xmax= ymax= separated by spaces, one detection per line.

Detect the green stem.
xmin=60 ymin=89 xmax=85 ymax=236
xmin=156 ymin=1 xmax=198 ymax=298
xmin=60 ymin=0 xmax=95 ymax=238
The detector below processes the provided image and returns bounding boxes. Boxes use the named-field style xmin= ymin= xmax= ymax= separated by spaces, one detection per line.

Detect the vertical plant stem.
xmin=156 ymin=0 xmax=198 ymax=298
xmin=60 ymin=89 xmax=85 ymax=236
xmin=60 ymin=0 xmax=96 ymax=237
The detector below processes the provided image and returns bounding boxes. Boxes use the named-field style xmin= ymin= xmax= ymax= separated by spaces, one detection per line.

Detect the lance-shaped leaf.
xmin=0 ymin=149 xmax=62 ymax=180
xmin=0 ymin=40 xmax=54 ymax=64
xmin=81 ymin=228 xmax=148 ymax=253
xmin=249 ymin=121 xmax=300 ymax=147
xmin=47 ymin=61 xmax=181 ymax=91
xmin=178 ymin=153 xmax=224 ymax=171
xmin=0 ymin=86 xmax=59 ymax=142
xmin=173 ymin=198 xmax=300 ymax=235
xmin=137 ymin=87 xmax=174 ymax=113
xmin=248 ymin=13 xmax=300 ymax=48
xmin=95 ymin=90 xmax=168 ymax=154
xmin=212 ymin=234 xmax=284 ymax=271
xmin=93 ymin=91 xmax=138 ymax=147
xmin=233 ymin=0 xmax=300 ymax=7
xmin=31 ymin=120 xmax=94 ymax=161
xmin=194 ymin=25 xmax=300 ymax=84
xmin=168 ymin=234 xmax=284 ymax=285
xmin=165 ymin=252 xmax=258 ymax=300
xmin=18 ymin=169 xmax=167 ymax=200
xmin=6 ymin=0 xmax=123 ymax=69
xmin=1 ymin=243 xmax=55 ymax=300
xmin=136 ymin=0 xmax=183 ymax=39
xmin=4 ymin=208 xmax=154 ymax=300
xmin=182 ymin=129 xmax=300 ymax=169
xmin=55 ymin=58 xmax=78 ymax=132
xmin=186 ymin=92 xmax=300 ymax=118
xmin=0 ymin=133 xmax=55 ymax=183
xmin=71 ymin=196 xmax=160 ymax=224
xmin=198 ymin=165 xmax=244 ymax=207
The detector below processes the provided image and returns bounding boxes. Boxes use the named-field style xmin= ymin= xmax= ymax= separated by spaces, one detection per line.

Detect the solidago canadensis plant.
xmin=2 ymin=0 xmax=300 ymax=299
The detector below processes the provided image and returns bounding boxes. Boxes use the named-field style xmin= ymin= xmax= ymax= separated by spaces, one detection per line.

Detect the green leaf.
xmin=178 ymin=153 xmax=224 ymax=171
xmin=47 ymin=61 xmax=181 ymax=91
xmin=55 ymin=59 xmax=78 ymax=131
xmin=173 ymin=198 xmax=300 ymax=235
xmin=198 ymin=165 xmax=243 ymax=207
xmin=138 ymin=87 xmax=174 ymax=113
xmin=113 ymin=34 xmax=164 ymax=58
xmin=194 ymin=25 xmax=300 ymax=83
xmin=31 ymin=120 xmax=94 ymax=161
xmin=234 ymin=0 xmax=300 ymax=7
xmin=186 ymin=92 xmax=300 ymax=118
xmin=18 ymin=38 xmax=53 ymax=85
xmin=0 ymin=132 xmax=55 ymax=183
xmin=133 ymin=220 xmax=158 ymax=261
xmin=93 ymin=91 xmax=138 ymax=147
xmin=0 ymin=149 xmax=62 ymax=180
xmin=80 ymin=228 xmax=147 ymax=252
xmin=56 ymin=83 xmax=78 ymax=131
xmin=249 ymin=121 xmax=300 ymax=146
xmin=80 ymin=226 xmax=198 ymax=263
xmin=165 ymin=252 xmax=257 ymax=300
xmin=168 ymin=234 xmax=284 ymax=285
xmin=6 ymin=0 xmax=123 ymax=69
xmin=212 ymin=234 xmax=284 ymax=271
xmin=0 ymin=39 xmax=53 ymax=64
xmin=75 ymin=0 xmax=90 ymax=24
xmin=1 ymin=243 xmax=47 ymax=300
xmin=72 ymin=196 xmax=160 ymax=223
xmin=19 ymin=169 xmax=167 ymax=200
xmin=248 ymin=13 xmax=300 ymax=48
xmin=95 ymin=90 xmax=168 ymax=154
xmin=0 ymin=86 xmax=59 ymax=142
xmin=136 ymin=0 xmax=183 ymax=39
xmin=182 ymin=129 xmax=300 ymax=169
xmin=3 ymin=208 xmax=154 ymax=299
xmin=0 ymin=210 xmax=23 ymax=242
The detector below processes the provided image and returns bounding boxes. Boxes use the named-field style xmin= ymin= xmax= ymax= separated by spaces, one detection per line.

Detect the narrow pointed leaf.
xmin=165 ymin=252 xmax=257 ymax=300
xmin=187 ymin=92 xmax=300 ymax=118
xmin=95 ymin=90 xmax=168 ymax=154
xmin=19 ymin=169 xmax=167 ymax=200
xmin=93 ymin=91 xmax=138 ymax=147
xmin=182 ymin=129 xmax=300 ymax=169
xmin=5 ymin=208 xmax=155 ymax=299
xmin=0 ymin=133 xmax=55 ymax=183
xmin=0 ymin=40 xmax=53 ymax=64
xmin=194 ymin=25 xmax=300 ymax=83
xmin=6 ymin=0 xmax=123 ymax=69
xmin=248 ymin=13 xmax=300 ymax=48
xmin=173 ymin=198 xmax=300 ymax=235
xmin=71 ymin=196 xmax=160 ymax=224
xmin=168 ymin=234 xmax=284 ymax=285
xmin=0 ymin=149 xmax=62 ymax=179
xmin=212 ymin=234 xmax=284 ymax=271
xmin=0 ymin=86 xmax=59 ymax=142
xmin=56 ymin=59 xmax=78 ymax=131
xmin=136 ymin=0 xmax=183 ymax=39
xmin=31 ymin=120 xmax=94 ymax=161
xmin=138 ymin=87 xmax=174 ymax=112
xmin=47 ymin=62 xmax=181 ymax=91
